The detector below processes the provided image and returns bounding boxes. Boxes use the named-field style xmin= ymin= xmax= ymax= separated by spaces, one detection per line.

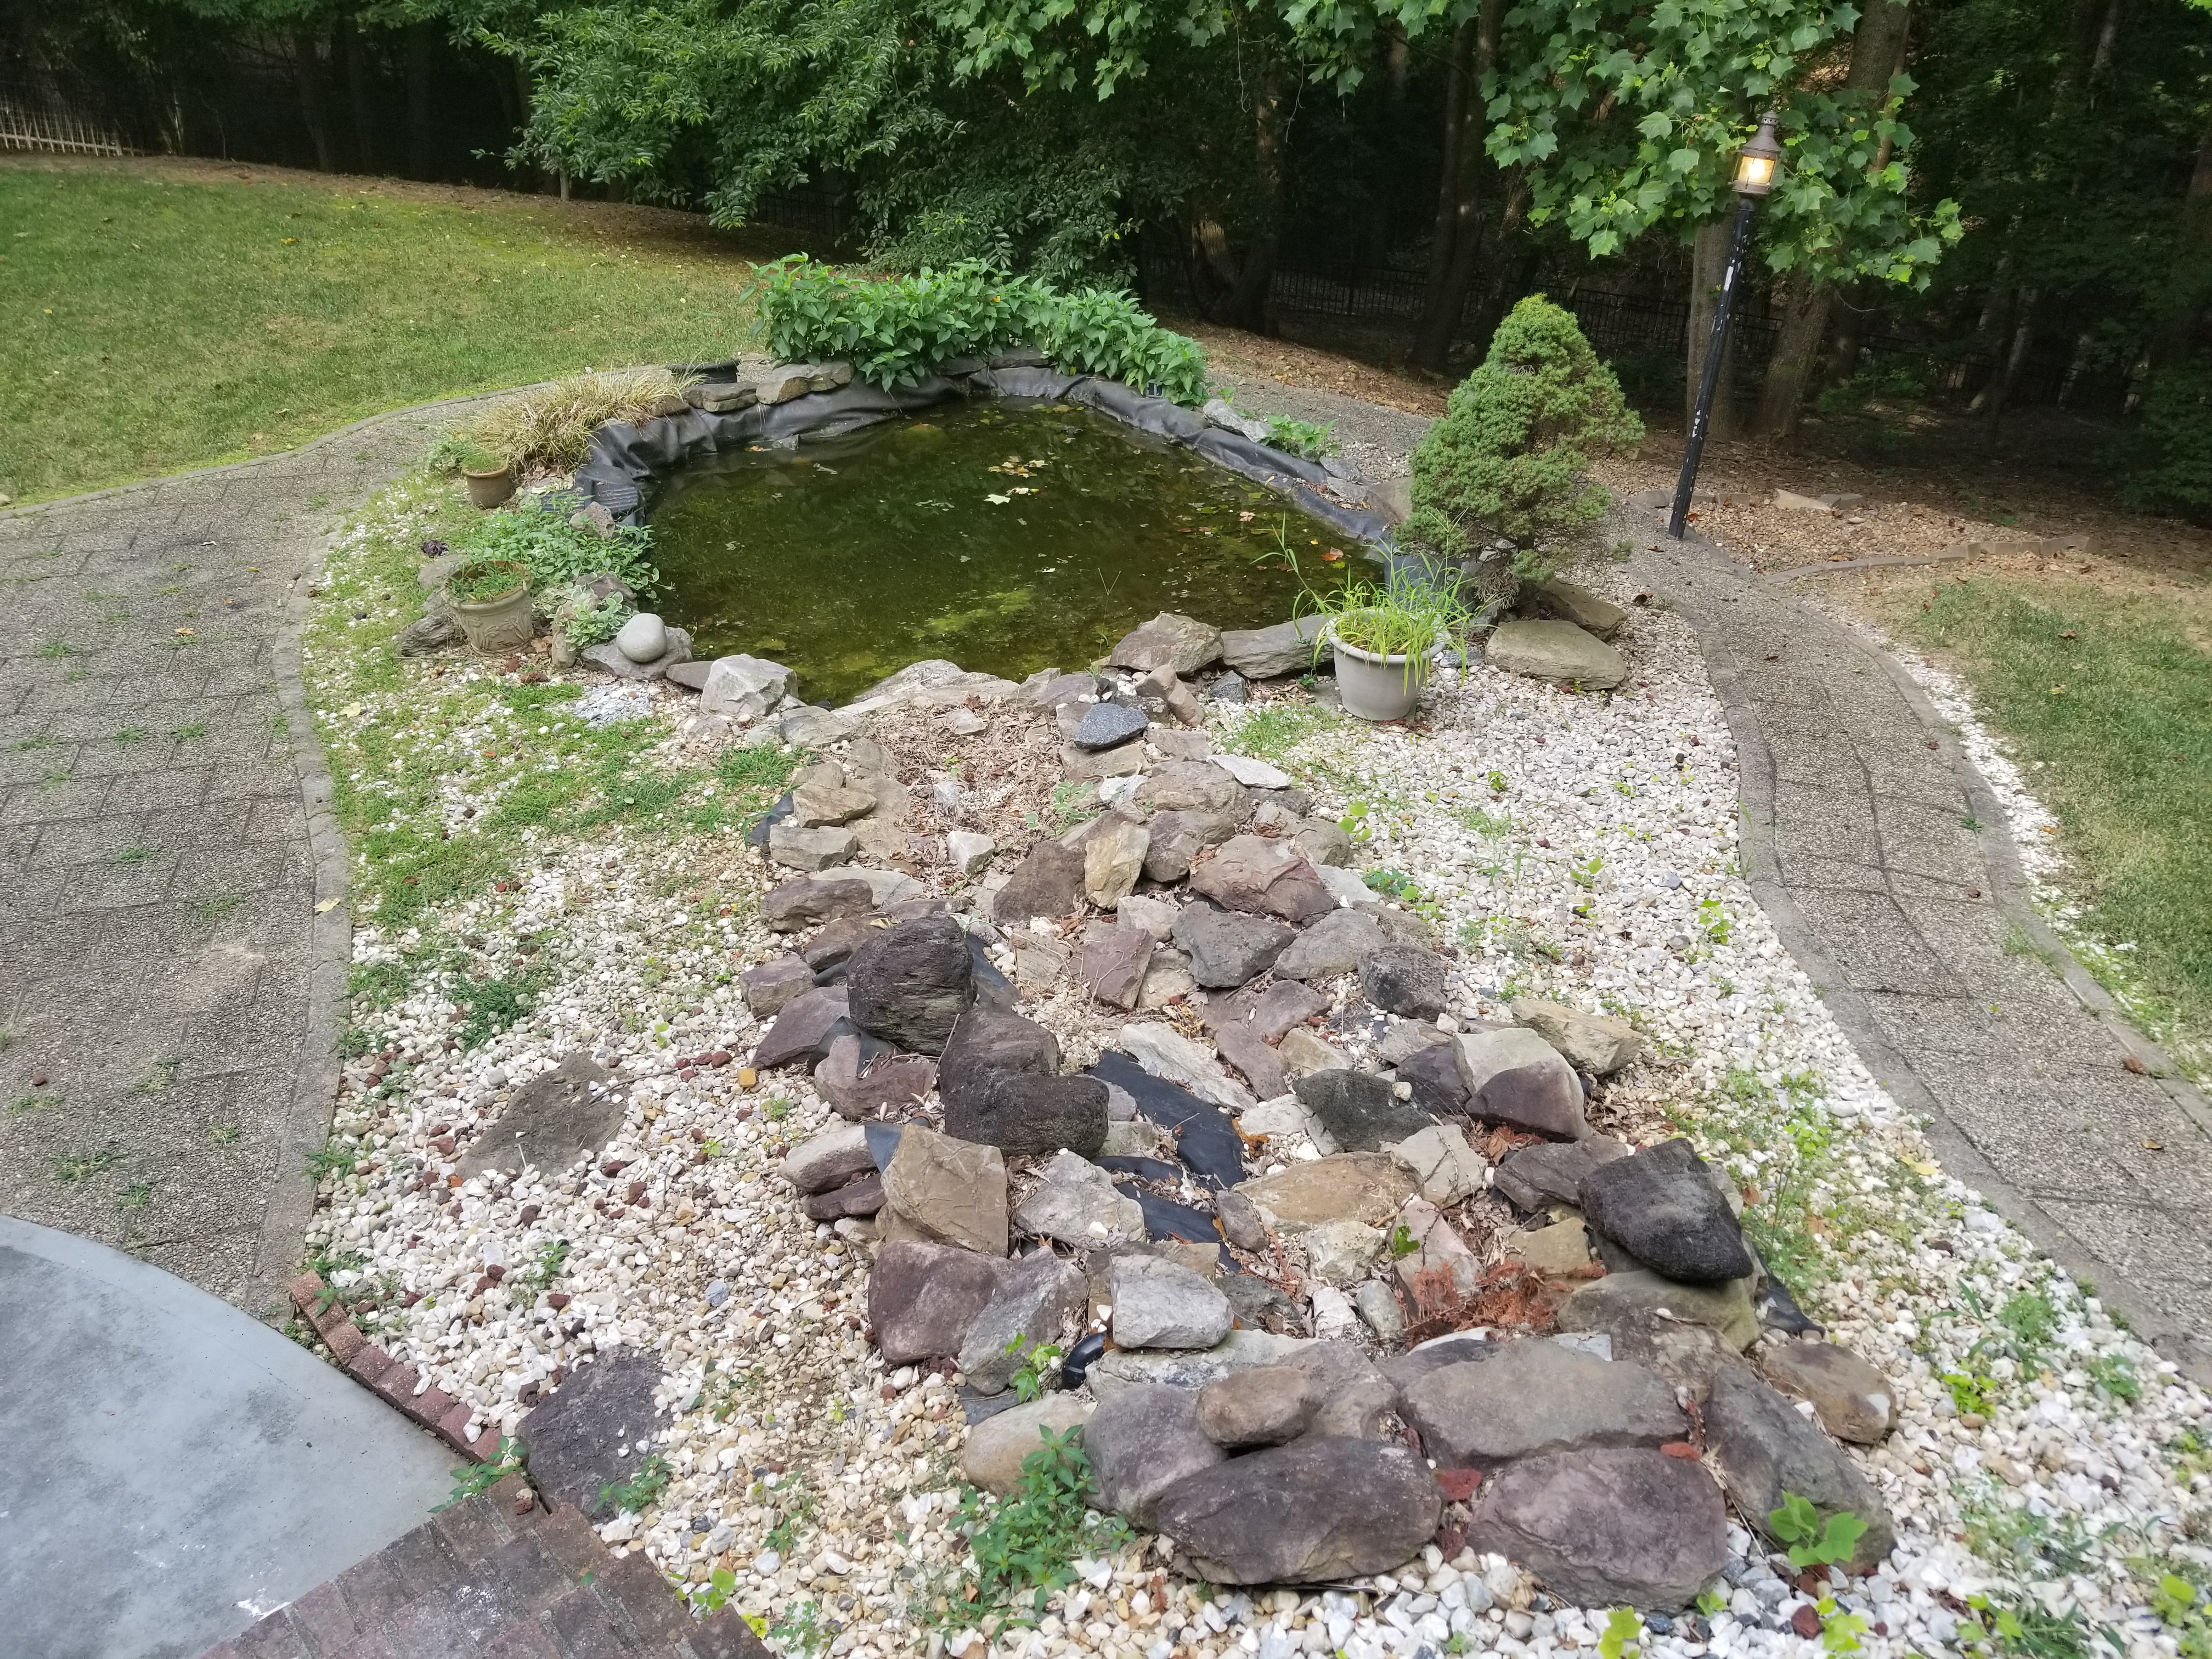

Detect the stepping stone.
xmin=515 ymin=1347 xmax=667 ymax=1516
xmin=958 ymin=1249 xmax=1088 ymax=1395
xmin=1236 ymin=1153 xmax=1415 ymax=1229
xmin=460 ymin=1051 xmax=620 ymax=1179
xmin=1107 ymin=612 xmax=1224 ymax=676
xmin=1110 ymin=1254 xmax=1233 ymax=1350
xmin=1073 ymin=702 xmax=1149 ymax=750
xmin=1015 ymin=1150 xmax=1145 ymax=1246
xmin=1484 ymin=618 xmax=1627 ymax=690
xmin=1759 ymin=1339 xmax=1897 ymax=1443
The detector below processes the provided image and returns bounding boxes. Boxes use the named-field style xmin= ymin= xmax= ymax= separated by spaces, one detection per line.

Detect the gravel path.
xmin=0 ymin=399 xmax=484 ymax=1316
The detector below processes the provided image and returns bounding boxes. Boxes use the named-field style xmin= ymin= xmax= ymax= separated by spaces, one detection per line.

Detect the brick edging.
xmin=290 ymin=1268 xmax=503 ymax=1462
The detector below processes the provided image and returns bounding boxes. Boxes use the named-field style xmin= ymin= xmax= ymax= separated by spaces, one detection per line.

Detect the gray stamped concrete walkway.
xmin=1223 ymin=370 xmax=2212 ymax=1358
xmin=0 ymin=403 xmax=469 ymax=1319
xmin=1619 ymin=493 xmax=2212 ymax=1358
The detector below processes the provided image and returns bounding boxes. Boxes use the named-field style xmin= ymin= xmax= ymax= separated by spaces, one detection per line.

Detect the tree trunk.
xmin=1385 ymin=22 xmax=1409 ymax=102
xmin=1748 ymin=0 xmax=1911 ymax=435
xmin=1754 ymin=279 xmax=1829 ymax=437
xmin=405 ymin=21 xmax=435 ymax=177
xmin=2147 ymin=112 xmax=2212 ymax=375
xmin=1224 ymin=67 xmax=1291 ymax=332
xmin=1461 ymin=179 xmax=1534 ymax=355
xmin=1410 ymin=0 xmax=1505 ymax=376
xmin=1980 ymin=289 xmax=2039 ymax=440
xmin=1686 ymin=217 xmax=1743 ymax=441
xmin=294 ymin=30 xmax=332 ymax=172
xmin=341 ymin=18 xmax=376 ymax=174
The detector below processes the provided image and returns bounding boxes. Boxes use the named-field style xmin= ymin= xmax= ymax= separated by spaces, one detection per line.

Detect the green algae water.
xmin=647 ymin=400 xmax=1360 ymax=704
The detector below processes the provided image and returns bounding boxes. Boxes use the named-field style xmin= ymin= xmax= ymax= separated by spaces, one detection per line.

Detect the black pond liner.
xmin=571 ymin=364 xmax=1396 ymax=556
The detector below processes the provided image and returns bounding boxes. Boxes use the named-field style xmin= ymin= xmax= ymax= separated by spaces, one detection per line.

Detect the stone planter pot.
xmin=444 ymin=560 xmax=535 ymax=655
xmin=463 ymin=464 xmax=517 ymax=510
xmin=1332 ymin=634 xmax=1431 ymax=722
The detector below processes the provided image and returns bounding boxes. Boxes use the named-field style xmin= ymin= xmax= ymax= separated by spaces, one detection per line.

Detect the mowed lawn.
xmin=1903 ymin=577 xmax=2212 ymax=1075
xmin=0 ymin=159 xmax=786 ymax=501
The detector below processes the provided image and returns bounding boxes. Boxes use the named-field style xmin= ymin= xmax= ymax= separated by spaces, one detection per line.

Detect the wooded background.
xmin=7 ymin=0 xmax=2209 ymax=502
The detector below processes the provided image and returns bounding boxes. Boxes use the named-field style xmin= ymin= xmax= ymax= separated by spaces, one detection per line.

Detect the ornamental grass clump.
xmin=444 ymin=367 xmax=698 ymax=475
xmin=1401 ymin=295 xmax=1642 ymax=598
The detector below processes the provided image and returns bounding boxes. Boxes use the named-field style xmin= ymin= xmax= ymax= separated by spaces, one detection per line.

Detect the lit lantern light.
xmin=1668 ymin=113 xmax=1787 ymax=539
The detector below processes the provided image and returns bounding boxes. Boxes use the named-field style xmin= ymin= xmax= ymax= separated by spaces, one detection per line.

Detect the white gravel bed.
xmin=302 ymin=489 xmax=2212 ymax=1659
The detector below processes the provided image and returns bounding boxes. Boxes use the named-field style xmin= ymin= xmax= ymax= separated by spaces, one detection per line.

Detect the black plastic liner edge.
xmin=569 ymin=367 xmax=1395 ymax=550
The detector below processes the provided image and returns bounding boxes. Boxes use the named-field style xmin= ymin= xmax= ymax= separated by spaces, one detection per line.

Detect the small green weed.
xmin=171 ymin=720 xmax=208 ymax=740
xmin=117 ymin=1178 xmax=156 ymax=1212
xmin=114 ymin=725 xmax=147 ymax=743
xmin=1364 ymin=868 xmax=1425 ymax=905
xmin=676 ymin=1564 xmax=742 ymax=1614
xmin=700 ymin=1358 xmax=764 ymax=1422
xmin=2086 ymin=1352 xmax=2141 ymax=1402
xmin=1769 ymin=1493 xmax=1867 ymax=1569
xmin=112 ymin=844 xmax=157 ymax=865
xmin=211 ymin=1122 xmax=242 ymax=1145
xmin=954 ymin=1427 xmax=1130 ymax=1626
xmin=597 ymin=1453 xmax=672 ymax=1516
xmin=768 ymin=1599 xmax=831 ymax=1657
xmin=54 ymin=1143 xmax=123 ymax=1182
xmin=306 ymin=1141 xmax=360 ymax=1179
xmin=1698 ymin=896 xmax=1734 ymax=944
xmin=523 ymin=1237 xmax=571 ymax=1291
xmin=1265 ymin=415 xmax=1337 ymax=460
xmin=1598 ymin=1607 xmax=1644 ymax=1659
xmin=439 ymin=1437 xmax=524 ymax=1510
xmin=763 ymin=1472 xmax=815 ymax=1552
xmin=194 ymin=894 xmax=242 ymax=920
xmin=1003 ymin=1337 xmax=1064 ymax=1403
xmin=1387 ymin=1222 xmax=1420 ymax=1258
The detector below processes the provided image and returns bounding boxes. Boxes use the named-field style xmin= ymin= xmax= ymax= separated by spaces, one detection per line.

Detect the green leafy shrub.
xmin=556 ymin=588 xmax=632 ymax=652
xmin=448 ymin=506 xmax=658 ymax=600
xmin=1266 ymin=415 xmax=1338 ymax=460
xmin=754 ymin=256 xmax=1208 ymax=404
xmin=1401 ymin=295 xmax=1643 ymax=593
xmin=2121 ymin=360 xmax=2212 ymax=516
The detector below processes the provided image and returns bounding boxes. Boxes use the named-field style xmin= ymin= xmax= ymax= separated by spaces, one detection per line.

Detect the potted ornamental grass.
xmin=443 ymin=557 xmax=535 ymax=654
xmin=1298 ymin=569 xmax=1475 ymax=723
xmin=429 ymin=431 xmax=518 ymax=509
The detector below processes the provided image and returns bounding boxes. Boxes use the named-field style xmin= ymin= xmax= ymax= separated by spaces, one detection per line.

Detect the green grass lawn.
xmin=1905 ymin=578 xmax=2212 ymax=1075
xmin=0 ymin=160 xmax=784 ymax=501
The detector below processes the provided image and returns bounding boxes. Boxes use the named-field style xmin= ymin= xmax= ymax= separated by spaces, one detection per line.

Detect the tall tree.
xmin=1484 ymin=0 xmax=1959 ymax=424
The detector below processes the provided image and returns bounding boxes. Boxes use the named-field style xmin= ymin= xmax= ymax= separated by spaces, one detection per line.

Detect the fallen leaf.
xmin=2123 ymin=1056 xmax=2149 ymax=1075
xmin=314 ymin=898 xmax=340 ymax=913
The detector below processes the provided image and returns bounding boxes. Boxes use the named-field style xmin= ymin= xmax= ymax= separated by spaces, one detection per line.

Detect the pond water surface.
xmin=647 ymin=400 xmax=1359 ymax=704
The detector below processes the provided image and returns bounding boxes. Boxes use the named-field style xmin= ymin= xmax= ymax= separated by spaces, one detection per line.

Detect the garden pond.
xmin=647 ymin=400 xmax=1361 ymax=703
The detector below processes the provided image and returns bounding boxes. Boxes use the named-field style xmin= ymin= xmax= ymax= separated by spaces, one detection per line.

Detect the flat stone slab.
xmin=0 ymin=1217 xmax=452 ymax=1659
xmin=513 ymin=1346 xmax=668 ymax=1517
xmin=1484 ymin=618 xmax=1626 ymax=690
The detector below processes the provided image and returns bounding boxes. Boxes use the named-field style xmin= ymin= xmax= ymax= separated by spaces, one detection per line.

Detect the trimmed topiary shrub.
xmin=1401 ymin=295 xmax=1643 ymax=595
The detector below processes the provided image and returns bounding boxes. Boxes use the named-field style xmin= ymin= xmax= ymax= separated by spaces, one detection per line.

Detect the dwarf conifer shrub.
xmin=1401 ymin=296 xmax=1642 ymax=594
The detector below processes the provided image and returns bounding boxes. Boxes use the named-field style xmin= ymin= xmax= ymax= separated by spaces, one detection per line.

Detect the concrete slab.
xmin=0 ymin=1216 xmax=454 ymax=1659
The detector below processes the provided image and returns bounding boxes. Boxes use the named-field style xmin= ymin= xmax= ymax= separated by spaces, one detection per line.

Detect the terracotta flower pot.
xmin=464 ymin=464 xmax=517 ymax=510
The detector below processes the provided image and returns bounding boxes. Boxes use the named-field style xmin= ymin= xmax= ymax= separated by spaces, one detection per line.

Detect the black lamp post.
xmin=1667 ymin=112 xmax=1784 ymax=539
